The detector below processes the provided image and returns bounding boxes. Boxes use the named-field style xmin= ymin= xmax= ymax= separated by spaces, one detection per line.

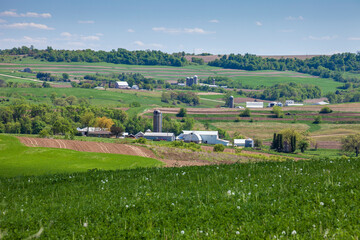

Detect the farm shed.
xmin=177 ymin=131 xmax=230 ymax=146
xmin=143 ymin=132 xmax=175 ymax=142
xmin=135 ymin=131 xmax=144 ymax=138
xmin=115 ymin=81 xmax=129 ymax=89
xmin=87 ymin=131 xmax=112 ymax=138
xmin=285 ymin=100 xmax=303 ymax=106
xmin=77 ymin=127 xmax=112 ymax=138
xmin=234 ymin=138 xmax=254 ymax=148
xmin=246 ymin=102 xmax=264 ymax=108
xmin=267 ymin=102 xmax=283 ymax=108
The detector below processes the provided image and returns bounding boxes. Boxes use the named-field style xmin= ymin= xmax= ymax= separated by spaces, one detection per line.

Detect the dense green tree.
xmin=176 ymin=108 xmax=187 ymax=117
xmin=342 ymin=133 xmax=360 ymax=157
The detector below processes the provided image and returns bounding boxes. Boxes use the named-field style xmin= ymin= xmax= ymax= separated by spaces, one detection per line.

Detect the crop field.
xmin=0 ymin=135 xmax=163 ymax=177
xmin=0 ymin=157 xmax=359 ymax=238
xmin=211 ymin=121 xmax=310 ymax=139
xmin=0 ymin=58 xmax=342 ymax=93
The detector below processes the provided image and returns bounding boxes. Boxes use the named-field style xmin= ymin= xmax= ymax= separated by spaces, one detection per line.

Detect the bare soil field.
xmin=18 ymin=137 xmax=155 ymax=158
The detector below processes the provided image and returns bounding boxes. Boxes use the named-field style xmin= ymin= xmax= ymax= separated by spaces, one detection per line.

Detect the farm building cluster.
xmin=78 ymin=110 xmax=253 ymax=147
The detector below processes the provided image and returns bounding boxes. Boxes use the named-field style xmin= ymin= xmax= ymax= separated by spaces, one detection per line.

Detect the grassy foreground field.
xmin=0 ymin=135 xmax=163 ymax=177
xmin=0 ymin=156 xmax=359 ymax=238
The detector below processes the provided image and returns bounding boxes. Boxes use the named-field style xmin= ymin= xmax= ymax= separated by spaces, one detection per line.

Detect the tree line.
xmin=0 ymin=46 xmax=188 ymax=67
xmin=208 ymin=53 xmax=360 ymax=83
xmin=244 ymin=82 xmax=322 ymax=101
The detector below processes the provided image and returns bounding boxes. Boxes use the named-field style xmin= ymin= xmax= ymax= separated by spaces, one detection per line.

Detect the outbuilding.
xmin=177 ymin=130 xmax=230 ymax=146
xmin=246 ymin=102 xmax=264 ymax=108
xmin=143 ymin=132 xmax=175 ymax=142
xmin=234 ymin=138 xmax=254 ymax=148
xmin=115 ymin=81 xmax=129 ymax=89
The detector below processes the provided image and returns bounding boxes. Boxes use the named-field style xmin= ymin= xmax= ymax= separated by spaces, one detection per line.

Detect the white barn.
xmin=285 ymin=100 xmax=303 ymax=106
xmin=115 ymin=81 xmax=129 ymax=89
xmin=176 ymin=130 xmax=230 ymax=146
xmin=234 ymin=138 xmax=254 ymax=148
xmin=246 ymin=102 xmax=264 ymax=108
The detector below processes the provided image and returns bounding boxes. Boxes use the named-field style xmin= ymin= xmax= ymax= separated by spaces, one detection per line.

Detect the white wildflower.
xmin=236 ymin=231 xmax=240 ymax=235
xmin=181 ymin=230 xmax=185 ymax=234
xmin=320 ymin=202 xmax=324 ymax=206
xmin=125 ymin=205 xmax=129 ymax=208
xmin=237 ymin=206 xmax=240 ymax=209
xmin=282 ymin=231 xmax=286 ymax=235
xmin=292 ymin=230 xmax=297 ymax=235
xmin=83 ymin=222 xmax=88 ymax=227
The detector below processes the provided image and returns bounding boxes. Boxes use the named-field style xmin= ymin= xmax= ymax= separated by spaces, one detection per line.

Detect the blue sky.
xmin=0 ymin=0 xmax=359 ymax=55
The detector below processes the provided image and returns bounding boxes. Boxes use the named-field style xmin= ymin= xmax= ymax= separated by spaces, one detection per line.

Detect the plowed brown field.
xmin=18 ymin=137 xmax=155 ymax=158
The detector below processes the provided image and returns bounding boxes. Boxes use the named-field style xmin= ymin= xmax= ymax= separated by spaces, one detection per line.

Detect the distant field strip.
xmin=0 ymin=60 xmax=341 ymax=92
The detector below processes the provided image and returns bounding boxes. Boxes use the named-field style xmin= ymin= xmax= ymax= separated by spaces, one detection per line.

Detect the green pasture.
xmin=0 ymin=156 xmax=359 ymax=238
xmin=232 ymin=75 xmax=342 ymax=93
xmin=0 ymin=135 xmax=163 ymax=177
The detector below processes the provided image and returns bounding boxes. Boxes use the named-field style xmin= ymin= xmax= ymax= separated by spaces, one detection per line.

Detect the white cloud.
xmin=152 ymin=27 xmax=214 ymax=34
xmin=127 ymin=28 xmax=135 ymax=33
xmin=307 ymin=35 xmax=337 ymax=40
xmin=255 ymin=21 xmax=262 ymax=26
xmin=81 ymin=35 xmax=100 ymax=41
xmin=133 ymin=40 xmax=144 ymax=46
xmin=286 ymin=16 xmax=304 ymax=21
xmin=348 ymin=37 xmax=360 ymax=41
xmin=209 ymin=19 xmax=219 ymax=23
xmin=133 ymin=40 xmax=163 ymax=49
xmin=0 ymin=10 xmax=51 ymax=18
xmin=96 ymin=33 xmax=103 ymax=36
xmin=60 ymin=32 xmax=72 ymax=37
xmin=0 ymin=36 xmax=47 ymax=43
xmin=78 ymin=20 xmax=95 ymax=24
xmin=0 ymin=19 xmax=6 ymax=23
xmin=0 ymin=22 xmax=54 ymax=30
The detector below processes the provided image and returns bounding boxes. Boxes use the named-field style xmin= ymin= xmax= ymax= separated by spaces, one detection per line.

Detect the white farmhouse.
xmin=176 ymin=130 xmax=230 ymax=146
xmin=115 ymin=81 xmax=129 ymax=89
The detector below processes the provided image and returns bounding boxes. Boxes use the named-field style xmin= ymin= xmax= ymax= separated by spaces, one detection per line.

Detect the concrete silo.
xmin=153 ymin=110 xmax=162 ymax=132
xmin=193 ymin=75 xmax=198 ymax=85
xmin=229 ymin=96 xmax=234 ymax=108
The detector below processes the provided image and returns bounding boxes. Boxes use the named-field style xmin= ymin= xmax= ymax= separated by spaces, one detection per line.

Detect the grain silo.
xmin=193 ymin=75 xmax=198 ymax=85
xmin=153 ymin=110 xmax=162 ymax=132
xmin=229 ymin=96 xmax=234 ymax=108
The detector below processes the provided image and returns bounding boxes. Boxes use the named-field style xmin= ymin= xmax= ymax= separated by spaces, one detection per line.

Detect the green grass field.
xmin=0 ymin=156 xmax=358 ymax=238
xmin=0 ymin=135 xmax=163 ymax=177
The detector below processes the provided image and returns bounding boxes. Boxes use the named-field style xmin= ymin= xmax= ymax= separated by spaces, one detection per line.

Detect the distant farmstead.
xmin=115 ymin=81 xmax=129 ymax=89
